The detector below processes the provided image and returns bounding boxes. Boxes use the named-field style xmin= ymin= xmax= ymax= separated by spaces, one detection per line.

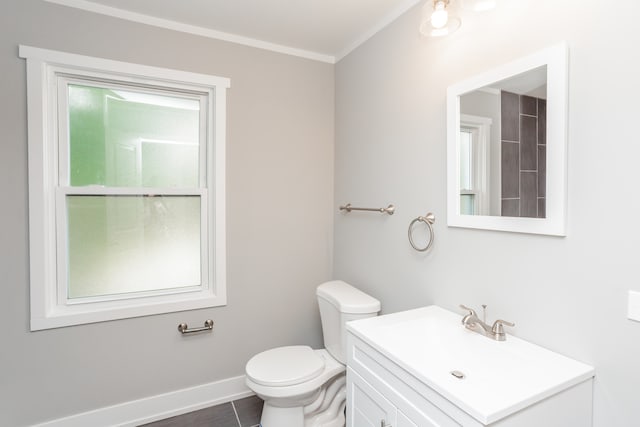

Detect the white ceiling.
xmin=44 ymin=0 xmax=423 ymax=63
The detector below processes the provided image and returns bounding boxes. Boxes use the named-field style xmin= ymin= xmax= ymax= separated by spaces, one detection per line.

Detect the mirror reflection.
xmin=459 ymin=66 xmax=547 ymax=218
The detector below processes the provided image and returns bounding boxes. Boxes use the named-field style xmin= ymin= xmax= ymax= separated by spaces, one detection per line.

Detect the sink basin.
xmin=346 ymin=305 xmax=595 ymax=424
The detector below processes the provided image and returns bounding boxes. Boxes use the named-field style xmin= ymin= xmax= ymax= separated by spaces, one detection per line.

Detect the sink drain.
xmin=450 ymin=370 xmax=466 ymax=379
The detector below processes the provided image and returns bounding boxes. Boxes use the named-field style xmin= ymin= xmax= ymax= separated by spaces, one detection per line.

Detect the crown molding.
xmin=44 ymin=0 xmax=422 ymax=64
xmin=43 ymin=0 xmax=336 ymax=63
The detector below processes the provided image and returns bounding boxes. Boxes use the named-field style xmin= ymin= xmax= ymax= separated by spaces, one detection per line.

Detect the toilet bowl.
xmin=245 ymin=280 xmax=380 ymax=427
xmin=246 ymin=346 xmax=345 ymax=426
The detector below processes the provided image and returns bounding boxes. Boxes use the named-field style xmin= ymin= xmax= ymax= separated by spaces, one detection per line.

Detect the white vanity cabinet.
xmin=346 ymin=306 xmax=595 ymax=427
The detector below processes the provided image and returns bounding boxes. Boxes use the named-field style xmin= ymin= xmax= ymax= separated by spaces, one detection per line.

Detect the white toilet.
xmin=245 ymin=280 xmax=380 ymax=427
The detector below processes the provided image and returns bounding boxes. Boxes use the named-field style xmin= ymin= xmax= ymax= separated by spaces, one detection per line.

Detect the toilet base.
xmin=261 ymin=403 xmax=305 ymax=427
xmin=259 ymin=374 xmax=346 ymax=427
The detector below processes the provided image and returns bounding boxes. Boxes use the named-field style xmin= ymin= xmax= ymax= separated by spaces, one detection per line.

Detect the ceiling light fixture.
xmin=420 ymin=0 xmax=461 ymax=38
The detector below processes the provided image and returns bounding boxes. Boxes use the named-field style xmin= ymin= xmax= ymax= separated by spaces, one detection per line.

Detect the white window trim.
xmin=460 ymin=114 xmax=492 ymax=216
xmin=20 ymin=45 xmax=230 ymax=330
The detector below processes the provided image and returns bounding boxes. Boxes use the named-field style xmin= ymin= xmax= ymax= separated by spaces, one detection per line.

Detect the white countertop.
xmin=346 ymin=305 xmax=595 ymax=424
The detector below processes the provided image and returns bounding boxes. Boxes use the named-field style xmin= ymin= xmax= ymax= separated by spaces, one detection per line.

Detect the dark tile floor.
xmin=140 ymin=395 xmax=263 ymax=427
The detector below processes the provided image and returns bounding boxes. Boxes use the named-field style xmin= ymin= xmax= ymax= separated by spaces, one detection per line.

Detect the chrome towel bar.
xmin=339 ymin=203 xmax=395 ymax=215
xmin=178 ymin=319 xmax=214 ymax=335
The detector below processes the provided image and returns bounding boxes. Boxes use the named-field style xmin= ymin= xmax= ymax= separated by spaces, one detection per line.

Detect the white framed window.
xmin=459 ymin=114 xmax=492 ymax=215
xmin=20 ymin=46 xmax=229 ymax=330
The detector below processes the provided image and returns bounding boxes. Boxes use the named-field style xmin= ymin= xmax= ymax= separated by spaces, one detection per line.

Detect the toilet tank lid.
xmin=317 ymin=280 xmax=380 ymax=314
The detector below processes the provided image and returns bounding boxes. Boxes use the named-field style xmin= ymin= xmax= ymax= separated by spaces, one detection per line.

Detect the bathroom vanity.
xmin=346 ymin=306 xmax=594 ymax=426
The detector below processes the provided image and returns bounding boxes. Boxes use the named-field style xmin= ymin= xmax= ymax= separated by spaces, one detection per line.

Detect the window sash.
xmin=56 ymin=76 xmax=209 ymax=189
xmin=55 ymin=188 xmax=209 ymax=306
xmin=460 ymin=114 xmax=492 ymax=216
xmin=56 ymin=76 xmax=211 ymax=306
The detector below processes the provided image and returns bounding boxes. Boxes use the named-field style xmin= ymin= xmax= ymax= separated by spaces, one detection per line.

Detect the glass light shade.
xmin=420 ymin=16 xmax=461 ymax=37
xmin=420 ymin=0 xmax=461 ymax=37
xmin=430 ymin=2 xmax=448 ymax=29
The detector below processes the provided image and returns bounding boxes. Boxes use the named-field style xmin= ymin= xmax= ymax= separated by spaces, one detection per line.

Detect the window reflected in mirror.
xmin=459 ymin=65 xmax=547 ymax=218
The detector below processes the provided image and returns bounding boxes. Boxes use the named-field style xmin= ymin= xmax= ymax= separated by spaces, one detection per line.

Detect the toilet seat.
xmin=246 ymin=345 xmax=325 ymax=387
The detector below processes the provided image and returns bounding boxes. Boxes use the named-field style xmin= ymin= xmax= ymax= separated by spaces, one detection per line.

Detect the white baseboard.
xmin=33 ymin=375 xmax=253 ymax=427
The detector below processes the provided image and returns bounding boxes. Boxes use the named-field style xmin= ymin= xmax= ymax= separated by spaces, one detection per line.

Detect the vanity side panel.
xmin=491 ymin=379 xmax=593 ymax=427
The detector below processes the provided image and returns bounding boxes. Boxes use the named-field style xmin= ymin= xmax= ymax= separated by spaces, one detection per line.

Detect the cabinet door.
xmin=397 ymin=410 xmax=418 ymax=427
xmin=348 ymin=369 xmax=396 ymax=427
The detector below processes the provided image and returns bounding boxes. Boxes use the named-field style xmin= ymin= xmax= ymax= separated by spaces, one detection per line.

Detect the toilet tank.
xmin=316 ymin=280 xmax=380 ymax=364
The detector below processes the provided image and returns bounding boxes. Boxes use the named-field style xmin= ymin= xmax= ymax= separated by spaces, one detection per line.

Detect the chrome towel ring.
xmin=408 ymin=213 xmax=435 ymax=252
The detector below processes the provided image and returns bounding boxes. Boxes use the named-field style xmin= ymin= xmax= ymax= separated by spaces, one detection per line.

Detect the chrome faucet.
xmin=459 ymin=304 xmax=514 ymax=341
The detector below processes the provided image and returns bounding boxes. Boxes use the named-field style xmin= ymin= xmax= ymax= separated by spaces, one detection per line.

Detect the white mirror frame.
xmin=447 ymin=42 xmax=568 ymax=236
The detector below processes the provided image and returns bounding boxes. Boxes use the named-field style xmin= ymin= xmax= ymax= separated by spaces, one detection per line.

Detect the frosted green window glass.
xmin=67 ymin=195 xmax=201 ymax=299
xmin=68 ymin=84 xmax=201 ymax=188
xmin=460 ymin=194 xmax=475 ymax=215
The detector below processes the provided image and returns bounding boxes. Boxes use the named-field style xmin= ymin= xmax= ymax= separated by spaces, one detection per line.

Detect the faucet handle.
xmin=459 ymin=304 xmax=477 ymax=326
xmin=491 ymin=319 xmax=515 ymax=335
xmin=459 ymin=304 xmax=477 ymax=316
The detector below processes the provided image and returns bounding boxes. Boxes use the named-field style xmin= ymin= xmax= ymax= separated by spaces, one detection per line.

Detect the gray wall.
xmin=335 ymin=0 xmax=640 ymax=426
xmin=0 ymin=1 xmax=334 ymax=425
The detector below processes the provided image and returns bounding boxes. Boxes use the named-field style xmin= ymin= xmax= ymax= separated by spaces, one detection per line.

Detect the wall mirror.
xmin=447 ymin=43 xmax=568 ymax=236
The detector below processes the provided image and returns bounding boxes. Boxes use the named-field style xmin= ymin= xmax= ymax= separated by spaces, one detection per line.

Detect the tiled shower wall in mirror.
xmin=501 ymin=91 xmax=546 ymax=218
